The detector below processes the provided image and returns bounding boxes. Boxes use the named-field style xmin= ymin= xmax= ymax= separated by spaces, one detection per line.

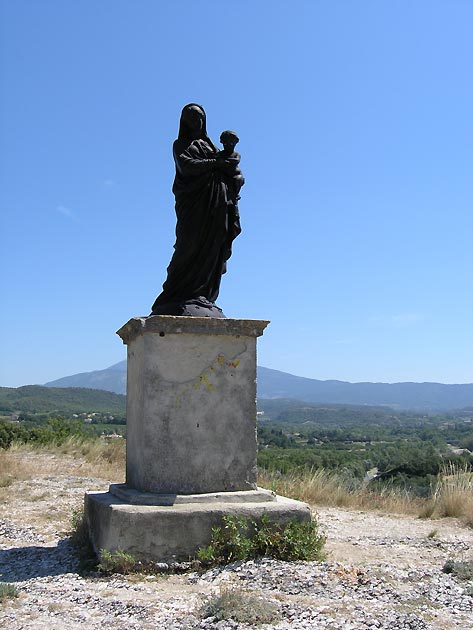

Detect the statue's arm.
xmin=176 ymin=151 xmax=217 ymax=176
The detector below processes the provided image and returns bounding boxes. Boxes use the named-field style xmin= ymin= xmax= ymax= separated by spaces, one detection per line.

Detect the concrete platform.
xmin=85 ymin=490 xmax=311 ymax=563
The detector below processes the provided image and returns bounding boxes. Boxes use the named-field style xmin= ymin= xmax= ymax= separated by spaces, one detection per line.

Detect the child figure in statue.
xmin=218 ymin=130 xmax=245 ymax=206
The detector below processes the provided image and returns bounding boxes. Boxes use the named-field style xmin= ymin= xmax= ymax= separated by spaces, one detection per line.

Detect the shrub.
xmin=98 ymin=549 xmax=138 ymax=574
xmin=197 ymin=513 xmax=326 ymax=566
xmin=200 ymin=586 xmax=278 ymax=625
xmin=0 ymin=583 xmax=19 ymax=602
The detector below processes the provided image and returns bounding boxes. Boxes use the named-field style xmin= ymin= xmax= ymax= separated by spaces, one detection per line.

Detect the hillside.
xmin=0 ymin=385 xmax=126 ymax=416
xmin=44 ymin=361 xmax=473 ymax=411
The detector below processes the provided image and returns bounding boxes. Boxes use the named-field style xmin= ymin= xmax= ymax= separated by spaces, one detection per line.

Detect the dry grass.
xmin=259 ymin=464 xmax=473 ymax=524
xmin=259 ymin=468 xmax=423 ymax=516
xmin=56 ymin=435 xmax=126 ymax=479
xmin=259 ymin=468 xmax=358 ymax=508
xmin=0 ymin=440 xmax=124 ymax=532
xmin=0 ymin=437 xmax=125 ymax=483
xmin=0 ymin=444 xmax=37 ymax=489
xmin=431 ymin=463 xmax=473 ymax=524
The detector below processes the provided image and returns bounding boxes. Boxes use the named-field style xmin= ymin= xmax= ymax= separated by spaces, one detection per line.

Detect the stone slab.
xmin=85 ymin=490 xmax=311 ymax=563
xmin=117 ymin=316 xmax=270 ymax=495
xmin=109 ymin=483 xmax=276 ymax=506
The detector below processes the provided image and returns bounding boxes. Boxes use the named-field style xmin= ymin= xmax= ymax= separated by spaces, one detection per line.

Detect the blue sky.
xmin=1 ymin=1 xmax=472 ymax=387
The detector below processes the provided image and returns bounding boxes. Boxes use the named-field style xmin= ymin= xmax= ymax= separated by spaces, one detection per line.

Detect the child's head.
xmin=220 ymin=130 xmax=239 ymax=151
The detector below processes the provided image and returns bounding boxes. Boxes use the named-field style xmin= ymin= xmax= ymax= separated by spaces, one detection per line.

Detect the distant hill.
xmin=44 ymin=361 xmax=473 ymax=411
xmin=45 ymin=361 xmax=127 ymax=394
xmin=257 ymin=367 xmax=473 ymax=411
xmin=0 ymin=385 xmax=126 ymax=416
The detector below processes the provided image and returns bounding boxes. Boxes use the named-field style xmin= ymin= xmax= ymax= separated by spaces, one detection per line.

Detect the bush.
xmin=200 ymin=586 xmax=278 ymax=625
xmin=68 ymin=508 xmax=98 ymax=574
xmin=0 ymin=583 xmax=19 ymax=602
xmin=197 ymin=513 xmax=326 ymax=566
xmin=0 ymin=422 xmax=29 ymax=449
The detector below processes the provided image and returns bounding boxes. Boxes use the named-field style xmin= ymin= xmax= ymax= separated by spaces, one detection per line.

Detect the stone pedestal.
xmin=85 ymin=316 xmax=311 ymax=563
xmin=121 ymin=316 xmax=267 ymax=494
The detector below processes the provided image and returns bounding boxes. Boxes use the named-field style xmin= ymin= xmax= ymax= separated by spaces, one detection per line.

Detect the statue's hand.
xmin=216 ymin=157 xmax=237 ymax=175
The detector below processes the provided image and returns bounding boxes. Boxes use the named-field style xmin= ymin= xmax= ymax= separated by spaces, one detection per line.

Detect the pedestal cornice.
xmin=117 ymin=315 xmax=270 ymax=345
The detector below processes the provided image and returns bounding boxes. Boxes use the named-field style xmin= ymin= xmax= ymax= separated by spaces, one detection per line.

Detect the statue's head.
xmin=178 ymin=103 xmax=207 ymax=139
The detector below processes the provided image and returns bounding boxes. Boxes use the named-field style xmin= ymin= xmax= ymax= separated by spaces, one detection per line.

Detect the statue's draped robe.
xmin=152 ymin=138 xmax=241 ymax=311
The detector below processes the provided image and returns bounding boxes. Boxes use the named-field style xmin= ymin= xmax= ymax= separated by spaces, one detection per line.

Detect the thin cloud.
xmin=334 ymin=337 xmax=359 ymax=345
xmin=391 ymin=313 xmax=424 ymax=328
xmin=103 ymin=179 xmax=116 ymax=188
xmin=368 ymin=313 xmax=424 ymax=329
xmin=56 ymin=205 xmax=78 ymax=220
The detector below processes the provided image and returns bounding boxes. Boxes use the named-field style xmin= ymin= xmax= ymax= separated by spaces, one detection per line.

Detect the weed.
xmin=200 ymin=585 xmax=278 ymax=625
xmin=0 ymin=475 xmax=14 ymax=488
xmin=68 ymin=507 xmax=98 ymax=573
xmin=418 ymin=500 xmax=436 ymax=519
xmin=197 ymin=513 xmax=326 ymax=566
xmin=426 ymin=529 xmax=439 ymax=538
xmin=98 ymin=549 xmax=138 ymax=574
xmin=442 ymin=559 xmax=473 ymax=581
xmin=0 ymin=583 xmax=19 ymax=602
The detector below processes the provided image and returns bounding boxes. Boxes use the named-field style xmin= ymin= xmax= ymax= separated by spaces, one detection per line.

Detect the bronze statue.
xmin=151 ymin=104 xmax=244 ymax=317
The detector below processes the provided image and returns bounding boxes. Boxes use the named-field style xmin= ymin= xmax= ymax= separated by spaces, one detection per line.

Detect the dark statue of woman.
xmin=151 ymin=104 xmax=244 ymax=318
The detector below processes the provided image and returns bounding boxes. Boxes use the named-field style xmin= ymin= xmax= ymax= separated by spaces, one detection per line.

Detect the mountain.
xmin=45 ymin=361 xmax=127 ymax=394
xmin=44 ymin=362 xmax=473 ymax=411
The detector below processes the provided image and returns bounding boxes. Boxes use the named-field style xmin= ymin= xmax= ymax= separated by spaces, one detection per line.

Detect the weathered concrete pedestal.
xmin=85 ymin=316 xmax=311 ymax=563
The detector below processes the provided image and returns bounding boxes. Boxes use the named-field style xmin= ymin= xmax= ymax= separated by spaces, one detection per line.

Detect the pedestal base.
xmin=85 ymin=490 xmax=311 ymax=563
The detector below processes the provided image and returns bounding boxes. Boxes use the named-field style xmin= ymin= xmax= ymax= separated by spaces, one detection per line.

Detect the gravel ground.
xmin=0 ymin=451 xmax=472 ymax=629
